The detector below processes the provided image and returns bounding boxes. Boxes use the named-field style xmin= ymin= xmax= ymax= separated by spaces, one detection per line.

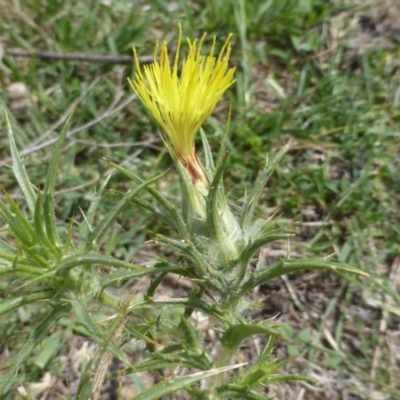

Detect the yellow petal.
xmin=129 ymin=25 xmax=235 ymax=162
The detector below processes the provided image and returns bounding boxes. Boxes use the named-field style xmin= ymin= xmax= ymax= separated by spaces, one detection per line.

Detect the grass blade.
xmin=0 ymin=306 xmax=67 ymax=395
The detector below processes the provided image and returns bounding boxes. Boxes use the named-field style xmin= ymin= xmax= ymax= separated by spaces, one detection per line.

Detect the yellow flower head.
xmin=129 ymin=26 xmax=235 ymax=167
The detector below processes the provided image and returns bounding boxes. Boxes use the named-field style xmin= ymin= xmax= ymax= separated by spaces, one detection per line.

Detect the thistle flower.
xmin=129 ymin=26 xmax=235 ymax=185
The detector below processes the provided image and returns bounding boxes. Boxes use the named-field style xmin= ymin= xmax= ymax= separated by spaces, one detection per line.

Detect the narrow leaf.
xmin=200 ymin=129 xmax=215 ymax=180
xmin=180 ymin=315 xmax=202 ymax=351
xmin=218 ymin=385 xmax=273 ymax=400
xmin=0 ymin=237 xmax=17 ymax=254
xmin=79 ymin=174 xmax=111 ymax=250
xmin=221 ymin=323 xmax=279 ymax=354
xmin=112 ymin=352 xmax=212 ymax=376
xmin=0 ymin=192 xmax=35 ymax=246
xmin=240 ymin=146 xmax=288 ymax=230
xmin=153 ymin=234 xmax=210 ymax=279
xmin=34 ymin=191 xmax=60 ymax=257
xmin=42 ymin=114 xmax=74 ymax=246
xmin=206 ymin=152 xmax=229 ymax=242
xmin=238 ymin=231 xmax=290 ymax=271
xmin=6 ymin=112 xmax=36 ymax=215
xmin=262 ymin=373 xmax=314 ymax=384
xmin=70 ymin=299 xmax=129 ymax=365
xmin=108 ymin=160 xmax=188 ymax=236
xmin=238 ymin=257 xmax=367 ymax=299
xmin=88 ymin=171 xmax=165 ymax=246
xmin=215 ymin=105 xmax=232 ymax=169
xmin=0 ymin=290 xmax=55 ymax=317
xmin=100 ymin=266 xmax=181 ymax=289
xmin=0 ymin=306 xmax=67 ymax=395
xmin=57 ymin=252 xmax=143 ymax=273
xmin=131 ymin=364 xmax=246 ymax=400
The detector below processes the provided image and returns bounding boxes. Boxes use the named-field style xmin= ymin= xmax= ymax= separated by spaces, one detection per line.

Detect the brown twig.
xmin=6 ymin=48 xmax=153 ymax=64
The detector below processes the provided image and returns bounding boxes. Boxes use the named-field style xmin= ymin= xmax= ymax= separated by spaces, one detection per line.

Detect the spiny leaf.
xmin=206 ymin=151 xmax=229 ymax=243
xmin=180 ymin=315 xmax=202 ymax=351
xmin=100 ymin=265 xmax=181 ymax=289
xmin=238 ymin=230 xmax=290 ymax=271
xmin=131 ymin=364 xmax=246 ymax=400
xmin=69 ymin=299 xmax=130 ymax=365
xmin=218 ymin=385 xmax=273 ymax=400
xmin=221 ymin=323 xmax=280 ymax=354
xmin=0 ymin=290 xmax=56 ymax=317
xmin=200 ymin=129 xmax=215 ymax=180
xmin=5 ymin=112 xmax=36 ymax=215
xmin=0 ymin=192 xmax=36 ymax=249
xmin=88 ymin=171 xmax=166 ymax=246
xmin=34 ymin=191 xmax=61 ymax=258
xmin=237 ymin=257 xmax=368 ymax=299
xmin=79 ymin=174 xmax=111 ymax=250
xmin=240 ymin=146 xmax=288 ymax=231
xmin=108 ymin=159 xmax=188 ymax=236
xmin=215 ymin=104 xmax=232 ymax=169
xmin=110 ymin=351 xmax=212 ymax=377
xmin=42 ymin=113 xmax=74 ymax=246
xmin=0 ymin=237 xmax=17 ymax=254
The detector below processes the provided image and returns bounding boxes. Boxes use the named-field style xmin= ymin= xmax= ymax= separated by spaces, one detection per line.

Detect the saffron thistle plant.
xmin=0 ymin=29 xmax=366 ymax=400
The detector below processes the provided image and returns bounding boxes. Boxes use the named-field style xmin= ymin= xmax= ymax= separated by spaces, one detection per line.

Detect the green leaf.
xmin=235 ymin=230 xmax=290 ymax=278
xmin=288 ymin=345 xmax=299 ymax=356
xmin=6 ymin=112 xmax=36 ymax=215
xmin=298 ymin=327 xmax=311 ymax=342
xmin=0 ymin=306 xmax=67 ymax=395
xmin=34 ymin=330 xmax=70 ymax=369
xmin=180 ymin=315 xmax=202 ymax=351
xmin=200 ymin=129 xmax=215 ymax=181
xmin=279 ymin=324 xmax=294 ymax=339
xmin=15 ymin=252 xmax=144 ymax=289
xmin=131 ymin=364 xmax=245 ymax=400
xmin=0 ymin=290 xmax=56 ymax=317
xmin=220 ymin=323 xmax=279 ymax=354
xmin=215 ymin=106 xmax=231 ymax=171
xmin=153 ymin=234 xmax=211 ymax=280
xmin=76 ymin=356 xmax=95 ymax=400
xmin=112 ymin=351 xmax=212 ymax=376
xmin=108 ymin=160 xmax=188 ymax=236
xmin=240 ymin=146 xmax=288 ymax=231
xmin=206 ymin=152 xmax=229 ymax=244
xmin=0 ymin=258 xmax=48 ymax=280
xmin=127 ymin=297 xmax=227 ymax=323
xmin=131 ymin=197 xmax=179 ymax=232
xmin=70 ymin=299 xmax=130 ymax=365
xmin=262 ymin=373 xmax=314 ymax=384
xmin=58 ymin=251 xmax=143 ymax=272
xmin=218 ymin=385 xmax=273 ymax=400
xmin=255 ymin=335 xmax=276 ymax=365
xmin=42 ymin=114 xmax=73 ymax=246
xmin=100 ymin=265 xmax=181 ymax=289
xmin=33 ymin=191 xmax=60 ymax=258
xmin=323 ymin=354 xmax=342 ymax=368
xmin=79 ymin=174 xmax=111 ymax=250
xmin=0 ymin=193 xmax=35 ymax=247
xmin=0 ymin=237 xmax=17 ymax=254
xmin=88 ymin=171 xmax=166 ymax=246
xmin=237 ymin=257 xmax=367 ymax=299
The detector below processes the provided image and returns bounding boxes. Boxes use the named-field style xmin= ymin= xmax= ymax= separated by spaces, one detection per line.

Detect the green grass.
xmin=1 ymin=0 xmax=399 ymax=398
